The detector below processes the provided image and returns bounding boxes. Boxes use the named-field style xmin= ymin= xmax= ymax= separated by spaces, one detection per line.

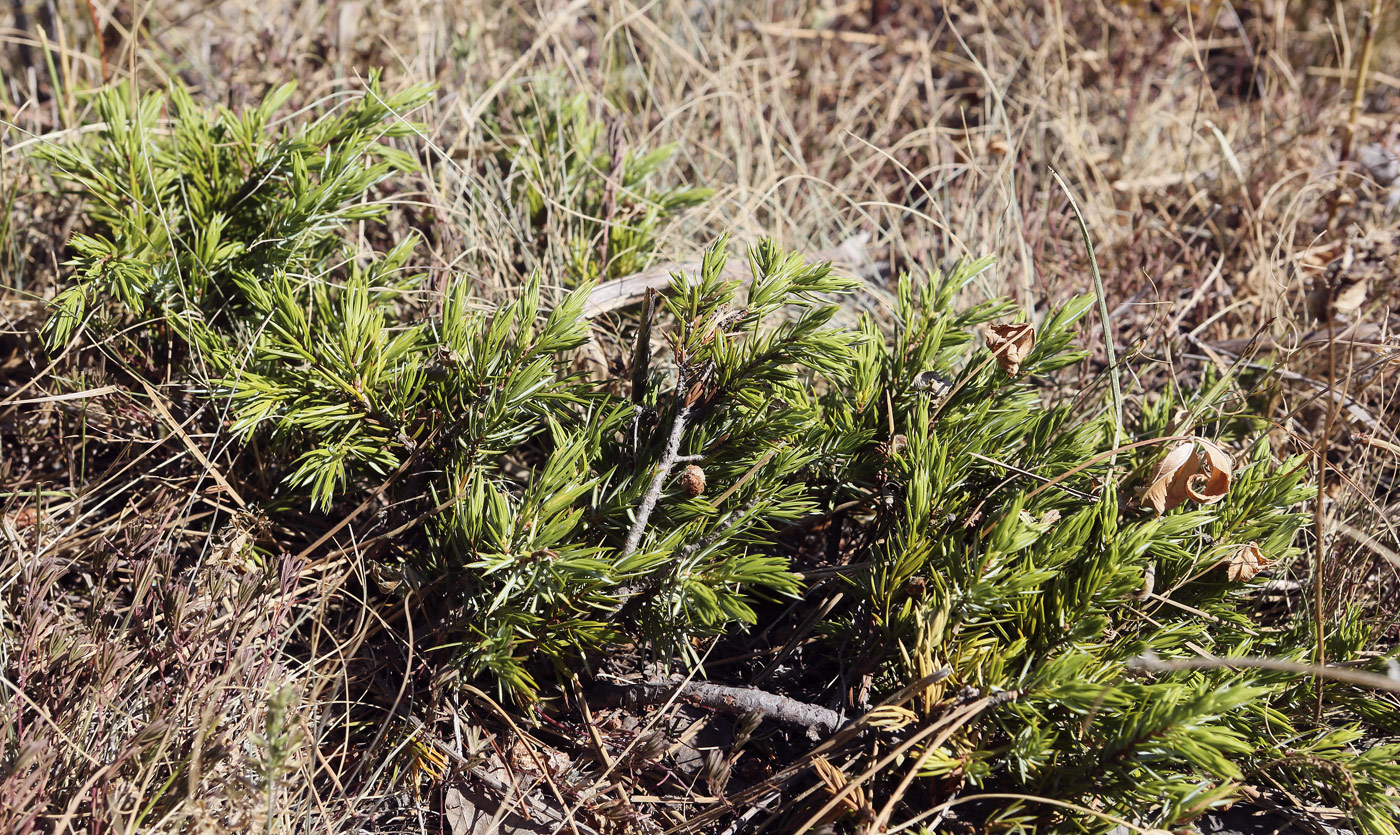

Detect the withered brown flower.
xmin=985 ymin=322 xmax=1036 ymax=376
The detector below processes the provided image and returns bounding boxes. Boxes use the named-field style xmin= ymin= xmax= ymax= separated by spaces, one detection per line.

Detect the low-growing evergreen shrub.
xmin=29 ymin=79 xmax=1400 ymax=833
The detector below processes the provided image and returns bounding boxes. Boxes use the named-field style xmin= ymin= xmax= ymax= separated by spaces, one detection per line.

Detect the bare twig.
xmin=630 ymin=288 xmax=660 ymax=450
xmin=795 ymin=691 xmax=1020 ymax=833
xmin=621 ymin=396 xmax=693 ymax=558
xmin=600 ymin=678 xmax=845 ymax=737
xmin=461 ymin=685 xmax=588 ymax=835
xmin=1132 ymin=653 xmax=1400 ymax=692
xmin=137 ymin=379 xmax=247 ymax=510
xmin=915 ymin=792 xmax=1162 ymax=835
xmin=676 ymin=495 xmax=762 ymax=561
xmin=710 ymin=446 xmax=779 ymax=506
xmin=0 ymin=385 xmax=121 ymax=406
xmin=557 ymin=648 xmax=718 ymax=833
xmin=630 ymin=288 xmax=658 ymax=406
xmin=658 ymin=669 xmax=954 ymax=835
xmin=967 ymin=451 xmax=1095 ymax=500
xmin=1024 ymin=435 xmax=1200 ymax=502
xmin=1314 ymin=313 xmax=1338 ymax=719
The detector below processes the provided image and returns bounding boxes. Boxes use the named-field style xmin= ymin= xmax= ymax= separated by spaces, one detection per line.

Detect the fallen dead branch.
xmin=598 ymin=678 xmax=846 ymax=738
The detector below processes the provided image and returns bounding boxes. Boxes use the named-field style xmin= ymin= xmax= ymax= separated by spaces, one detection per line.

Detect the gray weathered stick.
xmin=601 ymin=678 xmax=845 ymax=737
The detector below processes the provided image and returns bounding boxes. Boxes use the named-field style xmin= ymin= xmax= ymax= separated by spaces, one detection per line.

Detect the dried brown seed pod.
xmin=680 ymin=464 xmax=706 ymax=497
xmin=1142 ymin=437 xmax=1234 ymax=515
xmin=985 ymin=322 xmax=1036 ymax=376
xmin=1226 ymin=542 xmax=1273 ymax=582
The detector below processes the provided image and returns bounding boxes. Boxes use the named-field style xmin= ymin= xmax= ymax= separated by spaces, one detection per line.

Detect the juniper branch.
xmin=676 ymin=495 xmax=762 ymax=561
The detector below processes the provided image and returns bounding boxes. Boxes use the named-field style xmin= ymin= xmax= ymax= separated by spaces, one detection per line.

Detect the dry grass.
xmin=3 ymin=0 xmax=1399 ymax=831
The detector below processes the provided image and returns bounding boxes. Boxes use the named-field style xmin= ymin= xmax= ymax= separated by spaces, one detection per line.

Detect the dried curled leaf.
xmin=1333 ymin=278 xmax=1369 ymax=315
xmin=1143 ymin=437 xmax=1234 ymax=515
xmin=985 ymin=322 xmax=1036 ymax=376
xmin=1143 ymin=441 xmax=1198 ymax=515
xmin=1226 ymin=542 xmax=1273 ymax=582
xmin=912 ymin=369 xmax=952 ymax=398
xmin=1185 ymin=438 xmax=1233 ymax=505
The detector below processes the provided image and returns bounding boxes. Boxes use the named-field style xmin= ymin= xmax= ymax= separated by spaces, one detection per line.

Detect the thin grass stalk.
xmin=1049 ymin=168 xmax=1124 ymax=478
xmin=1341 ymin=0 xmax=1385 ymax=163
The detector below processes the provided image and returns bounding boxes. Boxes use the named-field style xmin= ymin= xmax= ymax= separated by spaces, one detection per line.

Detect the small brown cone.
xmin=679 ymin=464 xmax=706 ymax=497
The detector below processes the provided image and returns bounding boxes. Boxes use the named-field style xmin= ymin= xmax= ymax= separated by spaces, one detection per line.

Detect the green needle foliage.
xmin=34 ymin=79 xmax=832 ymax=696
xmin=36 ymin=75 xmax=432 ymax=355
xmin=800 ymin=263 xmax=1400 ymax=833
xmin=489 ymin=82 xmax=712 ymax=284
xmin=33 ymin=80 xmax=1400 ymax=834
